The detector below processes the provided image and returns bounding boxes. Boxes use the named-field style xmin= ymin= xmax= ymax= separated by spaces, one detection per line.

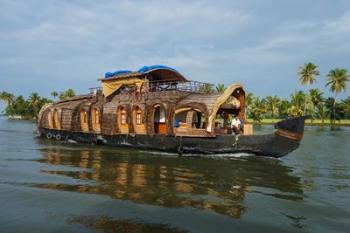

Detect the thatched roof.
xmin=175 ymin=83 xmax=244 ymax=133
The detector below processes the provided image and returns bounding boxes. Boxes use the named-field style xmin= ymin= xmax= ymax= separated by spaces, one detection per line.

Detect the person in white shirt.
xmin=231 ymin=116 xmax=242 ymax=134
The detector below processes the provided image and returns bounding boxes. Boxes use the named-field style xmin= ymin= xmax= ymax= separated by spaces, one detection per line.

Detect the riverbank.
xmin=246 ymin=118 xmax=350 ymax=126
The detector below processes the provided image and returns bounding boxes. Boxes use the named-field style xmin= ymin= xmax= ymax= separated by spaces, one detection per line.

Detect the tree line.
xmin=215 ymin=63 xmax=349 ymax=123
xmin=0 ymin=89 xmax=76 ymax=119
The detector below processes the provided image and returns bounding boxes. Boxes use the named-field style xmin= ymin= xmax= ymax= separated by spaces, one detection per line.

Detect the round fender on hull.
xmin=46 ymin=133 xmax=53 ymax=139
xmin=55 ymin=134 xmax=62 ymax=140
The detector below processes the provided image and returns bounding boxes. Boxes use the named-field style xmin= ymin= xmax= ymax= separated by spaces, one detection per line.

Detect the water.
xmin=0 ymin=116 xmax=349 ymax=233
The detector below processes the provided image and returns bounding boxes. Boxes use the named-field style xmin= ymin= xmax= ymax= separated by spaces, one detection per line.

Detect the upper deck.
xmin=99 ymin=65 xmax=213 ymax=97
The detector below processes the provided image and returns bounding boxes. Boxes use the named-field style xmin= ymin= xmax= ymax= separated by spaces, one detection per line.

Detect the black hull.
xmin=38 ymin=128 xmax=301 ymax=158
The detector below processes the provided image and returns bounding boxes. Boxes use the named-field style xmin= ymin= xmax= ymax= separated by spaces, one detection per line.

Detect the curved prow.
xmin=274 ymin=117 xmax=306 ymax=141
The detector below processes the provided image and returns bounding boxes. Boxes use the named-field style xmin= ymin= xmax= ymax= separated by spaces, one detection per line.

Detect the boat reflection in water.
xmin=35 ymin=142 xmax=303 ymax=219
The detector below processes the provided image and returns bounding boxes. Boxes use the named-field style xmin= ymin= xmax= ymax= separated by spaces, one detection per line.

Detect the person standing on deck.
xmin=231 ymin=116 xmax=242 ymax=134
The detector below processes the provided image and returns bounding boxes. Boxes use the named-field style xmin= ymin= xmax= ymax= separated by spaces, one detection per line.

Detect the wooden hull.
xmin=37 ymin=127 xmax=301 ymax=158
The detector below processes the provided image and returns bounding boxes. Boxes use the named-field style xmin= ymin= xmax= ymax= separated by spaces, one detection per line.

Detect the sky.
xmin=1 ymin=0 xmax=350 ymax=112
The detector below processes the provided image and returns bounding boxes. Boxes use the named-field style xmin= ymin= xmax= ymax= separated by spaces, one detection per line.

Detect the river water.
xmin=0 ymin=116 xmax=349 ymax=233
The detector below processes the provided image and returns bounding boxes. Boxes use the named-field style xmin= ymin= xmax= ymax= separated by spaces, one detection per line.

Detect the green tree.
xmin=245 ymin=92 xmax=254 ymax=117
xmin=340 ymin=97 xmax=350 ymax=119
xmin=326 ymin=68 xmax=350 ymax=123
xmin=249 ymin=97 xmax=267 ymax=122
xmin=199 ymin=84 xmax=214 ymax=94
xmin=289 ymin=91 xmax=305 ymax=117
xmin=215 ymin=83 xmax=226 ymax=93
xmin=0 ymin=91 xmax=14 ymax=106
xmin=316 ymin=102 xmax=328 ymax=124
xmin=51 ymin=91 xmax=58 ymax=100
xmin=59 ymin=89 xmax=76 ymax=100
xmin=264 ymin=95 xmax=280 ymax=118
xmin=298 ymin=62 xmax=320 ymax=115
xmin=28 ymin=92 xmax=41 ymax=118
xmin=278 ymin=99 xmax=290 ymax=118
xmin=309 ymin=88 xmax=323 ymax=121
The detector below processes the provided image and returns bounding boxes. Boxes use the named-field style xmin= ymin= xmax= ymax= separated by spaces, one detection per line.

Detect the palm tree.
xmin=0 ymin=91 xmax=14 ymax=106
xmin=60 ymin=89 xmax=76 ymax=100
xmin=278 ymin=99 xmax=290 ymax=118
xmin=326 ymin=68 xmax=350 ymax=123
xmin=245 ymin=92 xmax=254 ymax=117
xmin=317 ymin=102 xmax=327 ymax=125
xmin=28 ymin=92 xmax=41 ymax=117
xmin=298 ymin=62 xmax=320 ymax=115
xmin=51 ymin=91 xmax=58 ymax=100
xmin=309 ymin=88 xmax=323 ymax=121
xmin=215 ymin=84 xmax=226 ymax=93
xmin=264 ymin=95 xmax=280 ymax=118
xmin=249 ymin=97 xmax=267 ymax=122
xmin=199 ymin=84 xmax=214 ymax=94
xmin=289 ymin=91 xmax=305 ymax=117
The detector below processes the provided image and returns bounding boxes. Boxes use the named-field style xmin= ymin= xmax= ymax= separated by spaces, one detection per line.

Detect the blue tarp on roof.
xmin=104 ymin=65 xmax=179 ymax=79
xmin=138 ymin=65 xmax=178 ymax=74
xmin=104 ymin=70 xmax=132 ymax=78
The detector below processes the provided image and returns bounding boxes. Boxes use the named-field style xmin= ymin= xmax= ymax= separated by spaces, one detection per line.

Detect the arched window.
xmin=53 ymin=109 xmax=61 ymax=129
xmin=80 ymin=109 xmax=89 ymax=132
xmin=117 ymin=107 xmax=129 ymax=134
xmin=121 ymin=109 xmax=127 ymax=125
xmin=91 ymin=108 xmax=101 ymax=133
xmin=48 ymin=111 xmax=54 ymax=129
xmin=136 ymin=109 xmax=142 ymax=125
xmin=154 ymin=105 xmax=167 ymax=134
xmin=133 ymin=106 xmax=146 ymax=134
xmin=94 ymin=109 xmax=100 ymax=124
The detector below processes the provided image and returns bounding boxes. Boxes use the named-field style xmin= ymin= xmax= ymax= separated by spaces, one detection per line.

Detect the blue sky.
xmin=1 ymin=0 xmax=350 ymax=111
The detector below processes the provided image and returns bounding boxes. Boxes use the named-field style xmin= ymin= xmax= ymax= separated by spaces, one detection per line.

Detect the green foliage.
xmin=51 ymin=91 xmax=58 ymax=99
xmin=289 ymin=91 xmax=305 ymax=117
xmin=326 ymin=68 xmax=350 ymax=123
xmin=298 ymin=62 xmax=320 ymax=85
xmin=0 ymin=91 xmax=52 ymax=119
xmin=264 ymin=95 xmax=280 ymax=118
xmin=59 ymin=89 xmax=76 ymax=100
xmin=249 ymin=97 xmax=267 ymax=122
xmin=215 ymin=84 xmax=226 ymax=93
xmin=199 ymin=84 xmax=214 ymax=94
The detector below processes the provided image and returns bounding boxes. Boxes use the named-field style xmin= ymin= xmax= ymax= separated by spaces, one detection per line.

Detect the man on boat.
xmin=231 ymin=116 xmax=243 ymax=134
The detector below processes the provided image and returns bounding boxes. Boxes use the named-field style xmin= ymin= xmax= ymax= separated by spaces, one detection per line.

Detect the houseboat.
xmin=37 ymin=65 xmax=305 ymax=157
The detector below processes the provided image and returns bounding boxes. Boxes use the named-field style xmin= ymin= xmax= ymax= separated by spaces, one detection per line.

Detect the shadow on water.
xmin=69 ymin=215 xmax=188 ymax=233
xmin=33 ymin=139 xmax=303 ymax=220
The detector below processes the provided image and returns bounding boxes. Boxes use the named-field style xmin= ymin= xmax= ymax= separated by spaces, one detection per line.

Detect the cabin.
xmin=38 ymin=65 xmax=252 ymax=138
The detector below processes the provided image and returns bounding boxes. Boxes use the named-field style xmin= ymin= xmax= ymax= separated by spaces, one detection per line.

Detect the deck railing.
xmin=148 ymin=80 xmax=213 ymax=93
xmin=89 ymin=87 xmax=103 ymax=95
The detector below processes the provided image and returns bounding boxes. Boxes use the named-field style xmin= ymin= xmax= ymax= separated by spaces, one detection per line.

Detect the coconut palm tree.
xmin=298 ymin=62 xmax=320 ymax=114
xmin=326 ymin=68 xmax=350 ymax=123
xmin=245 ymin=92 xmax=254 ymax=117
xmin=60 ymin=89 xmax=76 ymax=100
xmin=289 ymin=91 xmax=305 ymax=117
xmin=199 ymin=84 xmax=214 ymax=94
xmin=0 ymin=91 xmax=14 ymax=106
xmin=28 ymin=92 xmax=41 ymax=117
xmin=264 ymin=95 xmax=280 ymax=118
xmin=249 ymin=97 xmax=267 ymax=122
xmin=278 ymin=99 xmax=290 ymax=118
xmin=51 ymin=91 xmax=58 ymax=100
xmin=309 ymin=88 xmax=323 ymax=121
xmin=215 ymin=84 xmax=226 ymax=93
xmin=317 ymin=102 xmax=327 ymax=125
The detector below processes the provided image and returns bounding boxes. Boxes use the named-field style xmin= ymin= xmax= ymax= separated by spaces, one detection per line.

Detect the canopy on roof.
xmin=138 ymin=65 xmax=178 ymax=74
xmin=105 ymin=70 xmax=132 ymax=78
xmin=103 ymin=65 xmax=187 ymax=81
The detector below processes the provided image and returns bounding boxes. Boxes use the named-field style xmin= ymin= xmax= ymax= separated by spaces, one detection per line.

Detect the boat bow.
xmin=274 ymin=117 xmax=306 ymax=141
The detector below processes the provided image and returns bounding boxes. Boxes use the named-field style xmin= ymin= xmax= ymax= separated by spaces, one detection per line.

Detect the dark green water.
xmin=0 ymin=116 xmax=349 ymax=233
